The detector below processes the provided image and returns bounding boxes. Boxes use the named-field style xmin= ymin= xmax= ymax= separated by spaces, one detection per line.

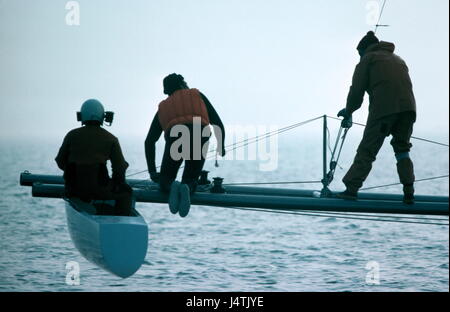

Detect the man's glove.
xmin=337 ymin=108 xmax=353 ymax=129
xmin=149 ymin=171 xmax=160 ymax=183
xmin=337 ymin=108 xmax=350 ymax=119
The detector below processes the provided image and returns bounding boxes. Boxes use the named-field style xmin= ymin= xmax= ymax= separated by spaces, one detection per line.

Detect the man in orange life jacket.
xmin=55 ymin=99 xmax=133 ymax=216
xmin=145 ymin=74 xmax=226 ymax=217
xmin=336 ymin=31 xmax=416 ymax=204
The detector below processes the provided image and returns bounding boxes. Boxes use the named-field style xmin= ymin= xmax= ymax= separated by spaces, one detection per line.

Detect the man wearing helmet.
xmin=145 ymin=73 xmax=226 ymax=218
xmin=336 ymin=31 xmax=417 ymax=204
xmin=55 ymin=99 xmax=133 ymax=216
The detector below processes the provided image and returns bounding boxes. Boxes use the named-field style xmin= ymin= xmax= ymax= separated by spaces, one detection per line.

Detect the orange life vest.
xmin=158 ymin=88 xmax=210 ymax=132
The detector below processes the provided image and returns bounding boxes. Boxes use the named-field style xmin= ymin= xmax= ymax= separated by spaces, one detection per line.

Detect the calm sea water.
xmin=0 ymin=127 xmax=448 ymax=292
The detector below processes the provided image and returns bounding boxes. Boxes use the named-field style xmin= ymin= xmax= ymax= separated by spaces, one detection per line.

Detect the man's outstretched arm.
xmin=201 ymin=92 xmax=226 ymax=155
xmin=346 ymin=56 xmax=370 ymax=115
xmin=145 ymin=113 xmax=163 ymax=174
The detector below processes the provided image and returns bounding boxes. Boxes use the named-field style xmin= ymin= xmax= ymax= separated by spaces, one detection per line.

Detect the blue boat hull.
xmin=65 ymin=199 xmax=148 ymax=278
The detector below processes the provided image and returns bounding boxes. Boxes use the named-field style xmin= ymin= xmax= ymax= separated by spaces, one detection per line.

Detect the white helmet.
xmin=79 ymin=99 xmax=105 ymax=124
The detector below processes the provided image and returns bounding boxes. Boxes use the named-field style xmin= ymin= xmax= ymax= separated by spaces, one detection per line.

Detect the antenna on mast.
xmin=374 ymin=0 xmax=389 ymax=34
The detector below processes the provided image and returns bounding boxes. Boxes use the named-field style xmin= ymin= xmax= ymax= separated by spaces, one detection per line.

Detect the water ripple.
xmin=0 ymin=139 xmax=448 ymax=291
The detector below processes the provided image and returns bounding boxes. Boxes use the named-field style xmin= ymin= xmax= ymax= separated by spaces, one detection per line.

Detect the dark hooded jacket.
xmin=55 ymin=125 xmax=129 ymax=198
xmin=346 ymin=41 xmax=416 ymax=121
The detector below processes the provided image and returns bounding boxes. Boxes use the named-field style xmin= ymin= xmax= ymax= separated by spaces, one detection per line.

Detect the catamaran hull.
xmin=65 ymin=199 xmax=148 ymax=278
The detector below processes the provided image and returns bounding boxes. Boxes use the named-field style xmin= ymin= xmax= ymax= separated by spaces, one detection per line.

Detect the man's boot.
xmin=403 ymin=184 xmax=415 ymax=205
xmin=336 ymin=187 xmax=358 ymax=200
xmin=396 ymin=157 xmax=415 ymax=205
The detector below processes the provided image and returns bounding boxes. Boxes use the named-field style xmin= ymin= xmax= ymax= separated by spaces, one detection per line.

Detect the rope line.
xmin=374 ymin=0 xmax=389 ymax=34
xmin=279 ymin=210 xmax=449 ymax=222
xmin=127 ymin=169 xmax=150 ymax=178
xmin=222 ymin=115 xmax=324 ymax=151
xmin=128 ymin=114 xmax=448 ymax=202
xmin=327 ymin=116 xmax=449 ymax=147
xmin=166 ymin=115 xmax=323 ymax=169
xmin=126 ymin=115 xmax=324 ymax=178
xmin=360 ymin=175 xmax=450 ymax=191
xmin=212 ymin=115 xmax=323 ymax=158
xmin=409 ymin=136 xmax=449 ymax=147
xmin=220 ymin=206 xmax=449 ymax=226
xmin=128 ymin=174 xmax=448 ymax=190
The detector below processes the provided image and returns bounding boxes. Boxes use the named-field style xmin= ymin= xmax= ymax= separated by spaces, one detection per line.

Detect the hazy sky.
xmin=0 ymin=0 xmax=448 ymax=140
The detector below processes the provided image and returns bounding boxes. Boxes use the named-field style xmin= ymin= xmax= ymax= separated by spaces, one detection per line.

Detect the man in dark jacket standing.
xmin=337 ymin=31 xmax=416 ymax=204
xmin=55 ymin=99 xmax=133 ymax=215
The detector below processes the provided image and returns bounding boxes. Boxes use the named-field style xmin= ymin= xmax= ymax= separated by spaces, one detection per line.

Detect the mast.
xmin=320 ymin=115 xmax=331 ymax=197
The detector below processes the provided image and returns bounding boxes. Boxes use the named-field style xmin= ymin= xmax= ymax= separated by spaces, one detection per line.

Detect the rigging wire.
xmin=128 ymin=174 xmax=448 ymax=191
xmin=127 ymin=115 xmax=325 ymax=186
xmin=212 ymin=115 xmax=323 ymax=158
xmin=222 ymin=115 xmax=324 ymax=151
xmin=197 ymin=174 xmax=449 ymax=188
xmin=128 ymin=114 xmax=448 ymax=198
xmin=327 ymin=116 xmax=449 ymax=147
xmin=220 ymin=206 xmax=449 ymax=226
xmin=126 ymin=115 xmax=324 ymax=178
xmin=326 ymin=125 xmax=333 ymax=154
xmin=275 ymin=209 xmax=449 ymax=222
xmin=128 ymin=181 xmax=448 ymax=223
xmin=202 ymin=118 xmax=321 ymax=156
xmin=123 ymin=111 xmax=448 ymax=225
xmin=374 ymin=0 xmax=389 ymax=34
xmin=127 ymin=115 xmax=449 ymax=195
xmin=360 ymin=175 xmax=450 ymax=191
xmin=128 ymin=116 xmax=324 ymax=179
xmin=204 ymin=115 xmax=325 ymax=156
xmin=326 ymin=125 xmax=344 ymax=171
xmin=127 ymin=114 xmax=448 ymax=196
xmin=126 ymin=168 xmax=154 ymax=178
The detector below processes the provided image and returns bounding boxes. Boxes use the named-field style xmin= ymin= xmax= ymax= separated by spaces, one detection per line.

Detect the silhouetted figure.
xmin=145 ymin=73 xmax=225 ymax=217
xmin=337 ymin=31 xmax=416 ymax=204
xmin=55 ymin=99 xmax=133 ymax=215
